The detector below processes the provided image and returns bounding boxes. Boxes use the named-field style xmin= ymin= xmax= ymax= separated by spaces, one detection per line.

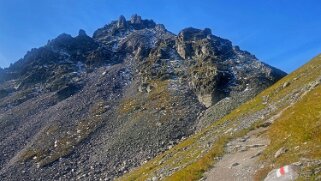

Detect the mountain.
xmin=0 ymin=15 xmax=286 ymax=180
xmin=119 ymin=54 xmax=321 ymax=180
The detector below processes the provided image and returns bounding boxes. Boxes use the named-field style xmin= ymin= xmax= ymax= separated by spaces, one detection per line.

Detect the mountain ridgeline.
xmin=0 ymin=15 xmax=286 ymax=180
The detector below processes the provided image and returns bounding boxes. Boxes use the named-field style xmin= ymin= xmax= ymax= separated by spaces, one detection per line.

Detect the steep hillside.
xmin=119 ymin=55 xmax=321 ymax=180
xmin=0 ymin=15 xmax=285 ymax=180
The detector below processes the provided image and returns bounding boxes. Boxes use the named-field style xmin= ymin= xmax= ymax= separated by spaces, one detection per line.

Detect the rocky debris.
xmin=0 ymin=14 xmax=286 ymax=181
xmin=299 ymin=159 xmax=321 ymax=179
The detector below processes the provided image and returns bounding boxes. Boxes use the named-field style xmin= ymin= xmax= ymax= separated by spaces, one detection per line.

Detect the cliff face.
xmin=0 ymin=15 xmax=286 ymax=180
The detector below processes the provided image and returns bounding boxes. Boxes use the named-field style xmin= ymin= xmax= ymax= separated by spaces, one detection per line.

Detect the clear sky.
xmin=1 ymin=0 xmax=321 ymax=72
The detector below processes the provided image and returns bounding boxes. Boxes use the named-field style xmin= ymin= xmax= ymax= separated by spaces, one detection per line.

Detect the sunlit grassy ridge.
xmin=119 ymin=54 xmax=321 ymax=180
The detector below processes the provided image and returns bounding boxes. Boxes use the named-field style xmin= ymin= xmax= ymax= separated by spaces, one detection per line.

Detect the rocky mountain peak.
xmin=130 ymin=14 xmax=142 ymax=24
xmin=0 ymin=15 xmax=287 ymax=181
xmin=117 ymin=15 xmax=127 ymax=28
xmin=115 ymin=14 xmax=157 ymax=30
xmin=93 ymin=14 xmax=157 ymax=41
xmin=78 ymin=29 xmax=88 ymax=36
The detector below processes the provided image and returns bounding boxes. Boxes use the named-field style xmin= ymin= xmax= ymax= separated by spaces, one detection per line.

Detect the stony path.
xmin=204 ymin=127 xmax=269 ymax=181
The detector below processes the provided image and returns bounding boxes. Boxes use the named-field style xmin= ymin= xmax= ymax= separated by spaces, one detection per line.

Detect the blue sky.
xmin=1 ymin=0 xmax=321 ymax=72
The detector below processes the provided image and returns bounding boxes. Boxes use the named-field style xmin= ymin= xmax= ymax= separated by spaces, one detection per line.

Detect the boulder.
xmin=275 ymin=147 xmax=288 ymax=158
xmin=264 ymin=165 xmax=299 ymax=181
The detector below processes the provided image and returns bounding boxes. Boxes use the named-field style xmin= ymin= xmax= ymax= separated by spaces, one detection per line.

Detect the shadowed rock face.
xmin=0 ymin=15 xmax=286 ymax=180
xmin=0 ymin=68 xmax=5 ymax=83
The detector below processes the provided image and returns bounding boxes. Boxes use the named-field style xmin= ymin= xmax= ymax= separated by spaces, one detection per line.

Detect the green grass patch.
xmin=257 ymin=84 xmax=321 ymax=179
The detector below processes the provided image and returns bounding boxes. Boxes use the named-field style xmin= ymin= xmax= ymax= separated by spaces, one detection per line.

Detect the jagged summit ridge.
xmin=93 ymin=14 xmax=159 ymax=40
xmin=0 ymin=15 xmax=286 ymax=180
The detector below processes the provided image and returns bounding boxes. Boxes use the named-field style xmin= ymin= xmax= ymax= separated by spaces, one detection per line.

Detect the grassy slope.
xmin=256 ymin=76 xmax=321 ymax=180
xmin=118 ymin=54 xmax=321 ymax=181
